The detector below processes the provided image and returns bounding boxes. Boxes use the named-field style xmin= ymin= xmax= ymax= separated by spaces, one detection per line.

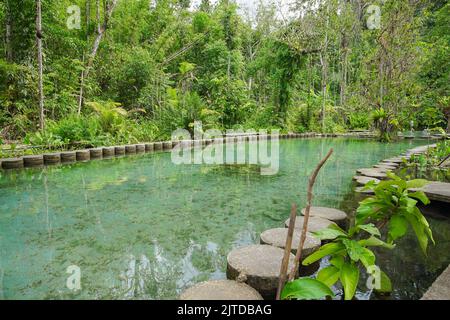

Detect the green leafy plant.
xmin=357 ymin=172 xmax=434 ymax=253
xmin=282 ymin=173 xmax=433 ymax=300
xmin=300 ymin=223 xmax=392 ymax=300
xmin=281 ymin=278 xmax=334 ymax=300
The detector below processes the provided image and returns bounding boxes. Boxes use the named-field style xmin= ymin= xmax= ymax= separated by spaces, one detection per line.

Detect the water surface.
xmin=1 ymin=138 xmax=444 ymax=299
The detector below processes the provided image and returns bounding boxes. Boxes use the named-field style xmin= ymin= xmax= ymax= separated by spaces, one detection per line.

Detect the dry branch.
xmin=288 ymin=148 xmax=334 ymax=281
xmin=276 ymin=203 xmax=297 ymax=300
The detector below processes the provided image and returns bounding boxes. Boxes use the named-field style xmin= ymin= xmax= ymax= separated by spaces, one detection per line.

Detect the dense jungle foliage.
xmin=0 ymin=0 xmax=448 ymax=148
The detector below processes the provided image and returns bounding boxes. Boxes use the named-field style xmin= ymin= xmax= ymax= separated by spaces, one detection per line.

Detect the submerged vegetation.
xmin=0 ymin=0 xmax=449 ymax=150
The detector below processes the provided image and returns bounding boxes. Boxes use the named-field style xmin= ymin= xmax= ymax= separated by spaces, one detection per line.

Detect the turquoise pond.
xmin=0 ymin=138 xmax=448 ymax=300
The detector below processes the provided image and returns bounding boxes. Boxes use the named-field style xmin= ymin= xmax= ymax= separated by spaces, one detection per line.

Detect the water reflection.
xmin=0 ymin=138 xmax=437 ymax=299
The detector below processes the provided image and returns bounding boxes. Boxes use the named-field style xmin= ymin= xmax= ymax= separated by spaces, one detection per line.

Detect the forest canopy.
xmin=0 ymin=0 xmax=448 ymax=148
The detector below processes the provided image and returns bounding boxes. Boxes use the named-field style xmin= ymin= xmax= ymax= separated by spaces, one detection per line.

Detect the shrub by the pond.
xmin=282 ymin=172 xmax=433 ymax=300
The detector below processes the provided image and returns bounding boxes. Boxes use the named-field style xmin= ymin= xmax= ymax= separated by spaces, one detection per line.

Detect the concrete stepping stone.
xmin=284 ymin=216 xmax=336 ymax=232
xmin=1 ymin=158 xmax=24 ymax=169
xmin=163 ymin=141 xmax=173 ymax=150
xmin=23 ymin=155 xmax=44 ymax=167
xmin=43 ymin=153 xmax=61 ymax=165
xmin=355 ymin=186 xmax=375 ymax=195
xmin=179 ymin=280 xmax=263 ymax=300
xmin=114 ymin=146 xmax=125 ymax=156
xmin=145 ymin=143 xmax=154 ymax=152
xmin=135 ymin=144 xmax=145 ymax=153
xmin=60 ymin=151 xmax=76 ymax=163
xmin=301 ymin=207 xmax=347 ymax=226
xmin=227 ymin=244 xmax=295 ymax=299
xmin=356 ymin=168 xmax=388 ymax=179
xmin=421 ymin=264 xmax=450 ymax=300
xmin=353 ymin=175 xmax=380 ymax=186
xmin=413 ymin=182 xmax=450 ymax=204
xmin=102 ymin=147 xmax=115 ymax=157
xmin=382 ymin=158 xmax=404 ymax=164
xmin=89 ymin=148 xmax=103 ymax=159
xmin=125 ymin=145 xmax=136 ymax=154
xmin=154 ymin=142 xmax=163 ymax=151
xmin=374 ymin=164 xmax=397 ymax=170
xmin=367 ymin=166 xmax=392 ymax=173
xmin=76 ymin=150 xmax=90 ymax=161
xmin=260 ymin=228 xmax=320 ymax=257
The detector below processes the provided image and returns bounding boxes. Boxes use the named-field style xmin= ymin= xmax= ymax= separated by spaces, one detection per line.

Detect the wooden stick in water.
xmin=289 ymin=148 xmax=334 ymax=281
xmin=276 ymin=203 xmax=297 ymax=300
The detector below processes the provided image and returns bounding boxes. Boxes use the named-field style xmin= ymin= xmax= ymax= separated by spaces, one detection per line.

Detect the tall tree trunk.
xmin=321 ymin=3 xmax=330 ymax=133
xmin=78 ymin=0 xmax=118 ymax=114
xmin=340 ymin=33 xmax=348 ymax=107
xmin=320 ymin=51 xmax=328 ymax=133
xmin=5 ymin=0 xmax=12 ymax=61
xmin=36 ymin=0 xmax=45 ymax=131
xmin=86 ymin=0 xmax=91 ymax=40
xmin=379 ymin=57 xmax=384 ymax=108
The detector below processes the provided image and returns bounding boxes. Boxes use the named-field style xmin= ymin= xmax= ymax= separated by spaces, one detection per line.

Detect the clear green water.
xmin=0 ymin=138 xmax=444 ymax=300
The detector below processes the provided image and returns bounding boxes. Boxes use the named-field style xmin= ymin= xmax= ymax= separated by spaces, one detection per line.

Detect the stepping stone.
xmin=135 ymin=144 xmax=145 ymax=153
xmin=145 ymin=143 xmax=154 ymax=152
xmin=154 ymin=142 xmax=163 ymax=151
xmin=368 ymin=166 xmax=392 ymax=173
xmin=60 ymin=151 xmax=76 ymax=163
xmin=89 ymin=148 xmax=103 ymax=159
xmin=114 ymin=146 xmax=125 ymax=156
xmin=23 ymin=155 xmax=44 ymax=167
xmin=125 ymin=145 xmax=136 ymax=154
xmin=373 ymin=162 xmax=399 ymax=170
xmin=43 ymin=153 xmax=61 ymax=165
xmin=374 ymin=164 xmax=397 ymax=170
xmin=179 ymin=280 xmax=263 ymax=300
xmin=284 ymin=216 xmax=336 ymax=232
xmin=413 ymin=182 xmax=450 ymax=204
xmin=102 ymin=147 xmax=115 ymax=157
xmin=421 ymin=264 xmax=450 ymax=300
xmin=352 ymin=175 xmax=380 ymax=186
xmin=301 ymin=207 xmax=347 ymax=225
xmin=1 ymin=158 xmax=24 ymax=169
xmin=355 ymin=186 xmax=375 ymax=195
xmin=260 ymin=228 xmax=321 ymax=257
xmin=163 ymin=141 xmax=173 ymax=150
xmin=76 ymin=150 xmax=90 ymax=161
xmin=356 ymin=168 xmax=387 ymax=179
xmin=382 ymin=158 xmax=404 ymax=164
xmin=227 ymin=244 xmax=295 ymax=299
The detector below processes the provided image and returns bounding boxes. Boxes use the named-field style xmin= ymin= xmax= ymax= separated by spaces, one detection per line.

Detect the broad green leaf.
xmin=408 ymin=191 xmax=430 ymax=205
xmin=388 ymin=215 xmax=408 ymax=242
xmin=374 ymin=270 xmax=393 ymax=294
xmin=342 ymin=239 xmax=366 ymax=262
xmin=317 ymin=266 xmax=340 ymax=288
xmin=313 ymin=225 xmax=348 ymax=241
xmin=357 ymin=223 xmax=381 ymax=237
xmin=281 ymin=278 xmax=335 ymax=300
xmin=405 ymin=214 xmax=428 ymax=255
xmin=406 ymin=179 xmax=429 ymax=189
xmin=302 ymin=243 xmax=345 ymax=266
xmin=358 ymin=236 xmax=396 ymax=249
xmin=340 ymin=262 xmax=360 ymax=300
xmin=411 ymin=207 xmax=434 ymax=245
xmin=359 ymin=247 xmax=376 ymax=269
xmin=330 ymin=255 xmax=344 ymax=269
